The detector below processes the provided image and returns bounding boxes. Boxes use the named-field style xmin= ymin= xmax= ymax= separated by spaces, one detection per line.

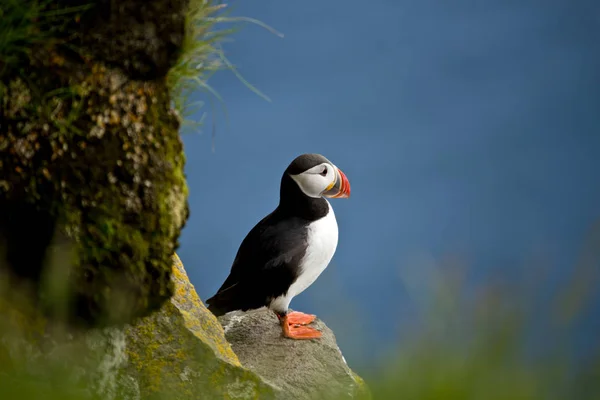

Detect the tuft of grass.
xmin=166 ymin=0 xmax=283 ymax=135
xmin=0 ymin=0 xmax=89 ymax=78
xmin=0 ymin=0 xmax=48 ymax=77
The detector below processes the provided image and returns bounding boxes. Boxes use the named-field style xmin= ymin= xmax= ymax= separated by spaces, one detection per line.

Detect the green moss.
xmin=0 ymin=46 xmax=188 ymax=327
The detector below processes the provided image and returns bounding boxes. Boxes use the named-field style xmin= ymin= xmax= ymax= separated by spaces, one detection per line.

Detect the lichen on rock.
xmin=170 ymin=253 xmax=240 ymax=365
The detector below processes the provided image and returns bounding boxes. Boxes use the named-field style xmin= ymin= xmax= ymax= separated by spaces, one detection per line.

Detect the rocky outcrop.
xmin=119 ymin=254 xmax=275 ymax=399
xmin=220 ymin=309 xmax=372 ymax=400
xmin=0 ymin=254 xmax=369 ymax=399
xmin=0 ymin=254 xmax=276 ymax=399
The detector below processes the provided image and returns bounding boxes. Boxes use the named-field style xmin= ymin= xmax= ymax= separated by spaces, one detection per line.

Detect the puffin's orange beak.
xmin=323 ymin=167 xmax=351 ymax=199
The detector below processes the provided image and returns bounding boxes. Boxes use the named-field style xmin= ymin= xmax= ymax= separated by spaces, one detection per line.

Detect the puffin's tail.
xmin=205 ymin=285 xmax=238 ymax=317
xmin=206 ymin=281 xmax=250 ymax=317
xmin=206 ymin=298 xmax=227 ymax=317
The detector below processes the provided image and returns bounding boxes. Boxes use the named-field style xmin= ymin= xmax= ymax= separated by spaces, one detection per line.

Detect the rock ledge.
xmin=220 ymin=308 xmax=371 ymax=400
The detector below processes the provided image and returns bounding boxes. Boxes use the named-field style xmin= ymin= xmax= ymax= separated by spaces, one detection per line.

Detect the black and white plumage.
xmin=206 ymin=153 xmax=351 ymax=339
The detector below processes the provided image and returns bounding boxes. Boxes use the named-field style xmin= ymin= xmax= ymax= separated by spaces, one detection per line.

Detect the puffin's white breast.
xmin=270 ymin=200 xmax=338 ymax=312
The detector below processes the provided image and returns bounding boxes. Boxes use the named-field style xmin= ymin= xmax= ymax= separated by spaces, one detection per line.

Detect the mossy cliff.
xmin=0 ymin=0 xmax=189 ymax=327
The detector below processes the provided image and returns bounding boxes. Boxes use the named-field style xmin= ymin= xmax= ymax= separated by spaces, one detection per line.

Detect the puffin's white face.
xmin=289 ymin=162 xmax=350 ymax=199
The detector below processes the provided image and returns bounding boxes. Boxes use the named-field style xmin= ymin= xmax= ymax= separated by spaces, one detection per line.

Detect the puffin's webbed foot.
xmin=286 ymin=311 xmax=316 ymax=325
xmin=276 ymin=311 xmax=322 ymax=340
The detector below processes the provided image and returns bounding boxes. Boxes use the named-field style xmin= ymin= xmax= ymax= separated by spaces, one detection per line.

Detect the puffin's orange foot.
xmin=282 ymin=315 xmax=322 ymax=340
xmin=286 ymin=311 xmax=316 ymax=326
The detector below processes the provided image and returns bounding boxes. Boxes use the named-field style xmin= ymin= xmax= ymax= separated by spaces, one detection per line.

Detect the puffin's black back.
xmin=206 ymin=154 xmax=332 ymax=316
xmin=205 ymin=209 xmax=308 ymax=315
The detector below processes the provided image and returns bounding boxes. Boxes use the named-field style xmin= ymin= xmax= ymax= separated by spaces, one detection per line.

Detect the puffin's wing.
xmin=206 ymin=214 xmax=307 ymax=316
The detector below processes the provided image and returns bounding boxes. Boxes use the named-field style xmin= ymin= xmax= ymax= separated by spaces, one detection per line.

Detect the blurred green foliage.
xmin=365 ymin=224 xmax=600 ymax=400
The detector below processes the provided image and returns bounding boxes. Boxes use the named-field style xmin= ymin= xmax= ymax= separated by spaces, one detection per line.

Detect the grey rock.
xmin=219 ymin=308 xmax=372 ymax=400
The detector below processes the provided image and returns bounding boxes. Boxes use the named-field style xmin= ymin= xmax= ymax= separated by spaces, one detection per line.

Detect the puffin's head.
xmin=285 ymin=153 xmax=351 ymax=199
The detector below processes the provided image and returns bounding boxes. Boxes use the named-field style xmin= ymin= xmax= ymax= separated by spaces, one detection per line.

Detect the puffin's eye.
xmin=320 ymin=167 xmax=328 ymax=176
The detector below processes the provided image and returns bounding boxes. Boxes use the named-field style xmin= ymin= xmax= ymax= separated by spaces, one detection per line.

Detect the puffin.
xmin=206 ymin=153 xmax=351 ymax=339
